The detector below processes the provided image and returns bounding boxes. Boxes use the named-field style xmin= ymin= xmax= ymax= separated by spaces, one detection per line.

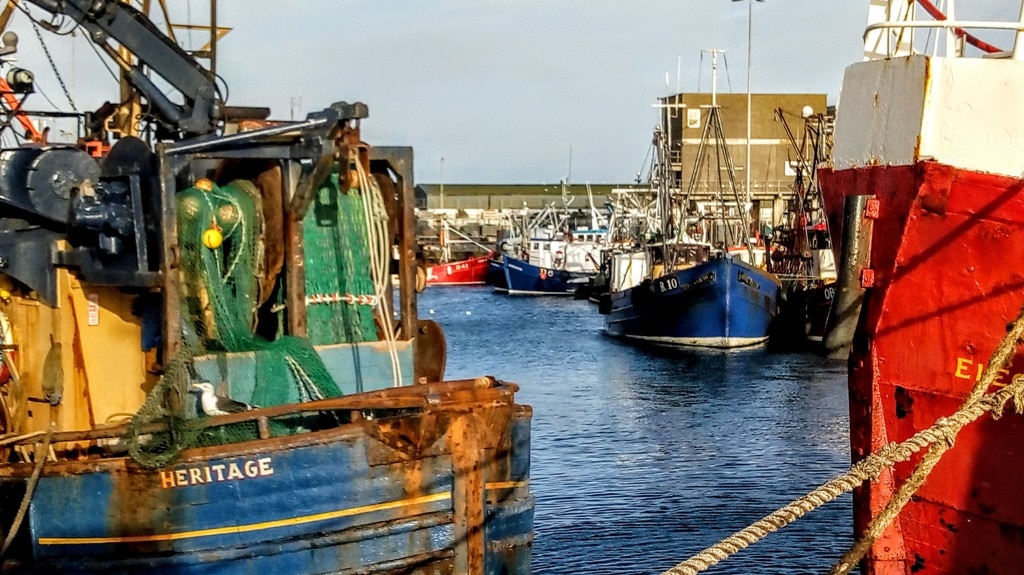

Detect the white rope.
xmin=356 ymin=162 xmax=403 ymax=388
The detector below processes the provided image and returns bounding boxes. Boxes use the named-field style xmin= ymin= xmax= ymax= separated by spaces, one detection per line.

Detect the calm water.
xmin=421 ymin=286 xmax=853 ymax=575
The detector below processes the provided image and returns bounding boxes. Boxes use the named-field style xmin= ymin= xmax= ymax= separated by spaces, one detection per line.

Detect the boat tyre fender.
xmin=415 ymin=265 xmax=427 ymax=293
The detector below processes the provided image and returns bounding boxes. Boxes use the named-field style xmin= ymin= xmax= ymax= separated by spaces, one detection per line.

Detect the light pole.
xmin=733 ymin=0 xmax=763 ymax=231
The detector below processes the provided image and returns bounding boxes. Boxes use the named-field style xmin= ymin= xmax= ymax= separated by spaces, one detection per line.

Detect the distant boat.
xmin=426 ymin=251 xmax=493 ymax=286
xmin=766 ymin=109 xmax=838 ymax=351
xmin=499 ymin=253 xmax=595 ymax=296
xmin=488 ymin=256 xmax=509 ymax=292
xmin=497 ymin=227 xmax=604 ymax=296
xmin=424 ymin=222 xmax=494 ymax=286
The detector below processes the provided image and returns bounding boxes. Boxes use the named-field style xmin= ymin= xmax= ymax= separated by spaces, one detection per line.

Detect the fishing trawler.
xmin=0 ymin=2 xmax=532 ymax=574
xmin=819 ymin=1 xmax=1024 ymax=573
xmin=602 ymin=51 xmax=780 ymax=349
xmin=768 ymin=109 xmax=837 ymax=350
xmin=425 ymin=223 xmax=493 ymax=286
xmin=491 ymin=189 xmax=605 ymax=295
xmin=497 ymin=226 xmax=604 ymax=296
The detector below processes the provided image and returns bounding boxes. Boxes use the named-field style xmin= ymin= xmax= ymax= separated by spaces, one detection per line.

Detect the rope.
xmin=659 ymin=302 xmax=1024 ymax=575
xmin=0 ymin=431 xmax=44 ymax=448
xmin=0 ymin=407 xmax=55 ymax=561
xmin=356 ymin=161 xmax=403 ymax=388
xmin=829 ymin=301 xmax=1024 ymax=574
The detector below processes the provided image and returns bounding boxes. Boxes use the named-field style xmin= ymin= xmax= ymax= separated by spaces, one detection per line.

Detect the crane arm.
xmin=25 ymin=0 xmax=219 ymax=136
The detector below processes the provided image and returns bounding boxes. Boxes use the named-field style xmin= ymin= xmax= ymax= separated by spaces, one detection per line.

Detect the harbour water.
xmin=423 ymin=286 xmax=853 ymax=574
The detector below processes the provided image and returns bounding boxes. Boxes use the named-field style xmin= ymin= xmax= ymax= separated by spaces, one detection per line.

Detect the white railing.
xmin=863 ymin=0 xmax=1024 ymax=60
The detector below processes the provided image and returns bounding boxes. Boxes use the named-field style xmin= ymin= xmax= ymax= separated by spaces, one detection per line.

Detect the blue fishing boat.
xmin=497 ymin=226 xmax=605 ymax=295
xmin=501 ymin=253 xmax=594 ymax=296
xmin=603 ymin=254 xmax=780 ymax=347
xmin=488 ymin=256 xmax=510 ymax=292
xmin=601 ymin=56 xmax=779 ymax=348
xmin=488 ymin=184 xmax=607 ymax=295
xmin=3 ymin=378 xmax=532 ymax=575
xmin=0 ymin=4 xmax=532 ymax=574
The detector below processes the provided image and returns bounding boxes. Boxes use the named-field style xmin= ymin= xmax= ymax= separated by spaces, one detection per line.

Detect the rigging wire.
xmin=79 ymin=33 xmax=120 ymax=82
xmin=28 ymin=18 xmax=77 ymax=112
xmin=185 ymin=0 xmax=194 ymax=54
xmin=696 ymin=52 xmax=704 ymax=92
xmin=721 ymin=53 xmax=733 ymax=93
xmin=31 ymin=83 xmax=62 ymax=111
xmin=636 ymin=137 xmax=653 ymax=184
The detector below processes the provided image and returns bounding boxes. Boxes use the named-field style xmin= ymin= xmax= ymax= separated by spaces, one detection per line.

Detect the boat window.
xmin=533 ymin=242 xmax=539 ymax=250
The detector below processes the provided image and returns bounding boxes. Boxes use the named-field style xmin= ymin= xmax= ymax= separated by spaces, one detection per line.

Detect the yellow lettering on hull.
xmin=952 ymin=357 xmax=1022 ymax=388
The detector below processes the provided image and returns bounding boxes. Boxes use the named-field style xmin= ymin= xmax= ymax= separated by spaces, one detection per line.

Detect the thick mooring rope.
xmin=659 ymin=304 xmax=1024 ymax=575
xmin=829 ymin=303 xmax=1024 ymax=575
xmin=0 ymin=407 xmax=55 ymax=561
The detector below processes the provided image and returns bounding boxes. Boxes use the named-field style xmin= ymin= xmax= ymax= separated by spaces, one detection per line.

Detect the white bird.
xmin=191 ymin=382 xmax=255 ymax=416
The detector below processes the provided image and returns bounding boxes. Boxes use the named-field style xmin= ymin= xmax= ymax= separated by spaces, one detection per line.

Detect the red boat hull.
xmin=426 ymin=253 xmax=493 ymax=286
xmin=820 ymin=162 xmax=1024 ymax=575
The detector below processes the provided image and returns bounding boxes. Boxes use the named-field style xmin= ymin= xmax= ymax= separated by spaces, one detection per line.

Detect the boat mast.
xmin=684 ymin=49 xmax=756 ymax=263
xmin=656 ymin=124 xmax=669 ymax=265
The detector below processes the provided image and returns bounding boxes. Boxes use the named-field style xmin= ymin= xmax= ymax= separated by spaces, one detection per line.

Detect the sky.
xmin=1 ymin=1 xmax=1015 ymax=184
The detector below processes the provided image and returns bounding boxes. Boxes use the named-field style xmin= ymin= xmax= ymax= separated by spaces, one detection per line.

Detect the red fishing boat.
xmin=426 ymin=252 xmax=494 ymax=286
xmin=819 ymin=2 xmax=1024 ymax=573
xmin=425 ymin=222 xmax=494 ymax=286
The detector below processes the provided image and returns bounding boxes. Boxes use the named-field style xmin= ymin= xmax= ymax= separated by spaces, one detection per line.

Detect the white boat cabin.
xmin=527 ymin=228 xmax=605 ymax=273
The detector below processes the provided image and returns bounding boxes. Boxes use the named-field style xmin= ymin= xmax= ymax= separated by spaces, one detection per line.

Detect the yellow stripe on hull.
xmin=39 ymin=491 xmax=451 ymax=545
xmin=40 ymin=481 xmax=527 ymax=546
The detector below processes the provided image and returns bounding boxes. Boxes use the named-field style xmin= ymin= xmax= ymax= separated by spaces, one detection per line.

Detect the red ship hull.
xmin=820 ymin=161 xmax=1024 ymax=575
xmin=426 ymin=253 xmax=493 ymax=286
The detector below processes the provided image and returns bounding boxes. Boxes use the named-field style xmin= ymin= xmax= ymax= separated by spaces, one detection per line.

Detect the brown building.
xmin=659 ymin=91 xmax=828 ymax=227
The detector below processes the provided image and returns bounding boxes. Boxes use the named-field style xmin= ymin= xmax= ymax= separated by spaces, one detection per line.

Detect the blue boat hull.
xmin=603 ymin=257 xmax=780 ymax=348
xmin=488 ymin=257 xmax=509 ymax=292
xmin=501 ymin=255 xmax=593 ymax=296
xmin=0 ymin=380 xmax=533 ymax=575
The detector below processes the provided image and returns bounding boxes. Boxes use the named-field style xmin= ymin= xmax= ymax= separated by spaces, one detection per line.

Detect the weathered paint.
xmin=191 ymin=340 xmax=415 ymax=398
xmin=832 ymin=56 xmax=1024 ymax=178
xmin=824 ymin=28 xmax=1024 ymax=574
xmin=820 ymin=161 xmax=1024 ymax=575
xmin=0 ymin=379 xmax=532 ymax=575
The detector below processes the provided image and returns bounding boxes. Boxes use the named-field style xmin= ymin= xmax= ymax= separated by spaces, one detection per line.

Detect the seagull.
xmin=191 ymin=381 xmax=255 ymax=416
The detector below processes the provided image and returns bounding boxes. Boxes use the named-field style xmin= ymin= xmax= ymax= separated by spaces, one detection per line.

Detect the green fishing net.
xmin=304 ymin=171 xmax=380 ymax=345
xmin=125 ymin=174 xmax=383 ymax=468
